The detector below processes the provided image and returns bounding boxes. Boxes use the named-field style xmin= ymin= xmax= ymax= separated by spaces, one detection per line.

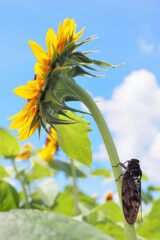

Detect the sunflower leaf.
xmin=0 ymin=128 xmax=20 ymax=158
xmin=54 ymin=111 xmax=92 ymax=166
xmin=0 ymin=209 xmax=113 ymax=240
xmin=0 ymin=180 xmax=19 ymax=211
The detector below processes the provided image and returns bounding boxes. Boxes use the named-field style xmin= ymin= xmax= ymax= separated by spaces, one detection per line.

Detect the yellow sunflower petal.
xmin=28 ymin=40 xmax=49 ymax=64
xmin=18 ymin=120 xmax=39 ymax=141
xmin=34 ymin=63 xmax=50 ymax=78
xmin=49 ymin=127 xmax=59 ymax=143
xmin=46 ymin=28 xmax=57 ymax=61
xmin=13 ymin=80 xmax=40 ymax=99
xmin=73 ymin=27 xmax=85 ymax=41
xmin=64 ymin=18 xmax=76 ymax=35
xmin=38 ymin=140 xmax=57 ymax=161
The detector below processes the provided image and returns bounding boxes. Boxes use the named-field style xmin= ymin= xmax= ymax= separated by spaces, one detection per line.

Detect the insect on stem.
xmin=117 ymin=159 xmax=142 ymax=225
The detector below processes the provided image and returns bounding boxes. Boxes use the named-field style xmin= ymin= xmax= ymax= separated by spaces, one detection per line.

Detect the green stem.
xmin=11 ymin=159 xmax=30 ymax=208
xmin=67 ymin=79 xmax=137 ymax=240
xmin=70 ymin=158 xmax=79 ymax=215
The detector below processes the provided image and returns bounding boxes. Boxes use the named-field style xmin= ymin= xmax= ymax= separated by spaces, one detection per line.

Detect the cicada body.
xmin=114 ymin=159 xmax=142 ymax=225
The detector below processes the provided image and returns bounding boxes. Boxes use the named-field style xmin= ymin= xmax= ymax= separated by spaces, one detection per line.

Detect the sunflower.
xmin=9 ymin=18 xmax=84 ymax=140
xmin=9 ymin=18 xmax=114 ymax=141
xmin=38 ymin=127 xmax=59 ymax=161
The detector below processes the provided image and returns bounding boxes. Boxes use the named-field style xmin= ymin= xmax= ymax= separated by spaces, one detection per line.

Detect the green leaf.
xmin=54 ymin=111 xmax=92 ymax=166
xmin=36 ymin=178 xmax=58 ymax=207
xmin=27 ymin=160 xmax=53 ymax=181
xmin=52 ymin=188 xmax=75 ymax=216
xmin=52 ymin=187 xmax=98 ymax=216
xmin=49 ymin=159 xmax=88 ymax=178
xmin=94 ymin=221 xmax=125 ymax=240
xmin=84 ymin=201 xmax=123 ymax=225
xmin=78 ymin=191 xmax=99 ymax=210
xmin=91 ymin=169 xmax=111 ymax=177
xmin=0 ymin=180 xmax=19 ymax=211
xmin=137 ymin=199 xmax=160 ymax=239
xmin=84 ymin=202 xmax=124 ymax=240
xmin=30 ymin=192 xmax=48 ymax=210
xmin=0 ymin=210 xmax=113 ymax=240
xmin=142 ymin=174 xmax=148 ymax=180
xmin=142 ymin=191 xmax=153 ymax=204
xmin=0 ymin=165 xmax=9 ymax=178
xmin=0 ymin=128 xmax=20 ymax=158
xmin=147 ymin=186 xmax=160 ymax=191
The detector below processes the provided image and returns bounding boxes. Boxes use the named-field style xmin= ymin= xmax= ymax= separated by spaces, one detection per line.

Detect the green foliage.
xmin=52 ymin=186 xmax=98 ymax=216
xmin=27 ymin=160 xmax=54 ymax=181
xmin=50 ymin=159 xmax=87 ymax=178
xmin=84 ymin=201 xmax=124 ymax=240
xmin=0 ymin=165 xmax=9 ymax=178
xmin=0 ymin=128 xmax=20 ymax=158
xmin=84 ymin=201 xmax=123 ymax=224
xmin=78 ymin=191 xmax=98 ymax=210
xmin=91 ymin=169 xmax=111 ymax=177
xmin=137 ymin=199 xmax=160 ymax=239
xmin=0 ymin=210 xmax=113 ymax=240
xmin=55 ymin=112 xmax=92 ymax=166
xmin=142 ymin=174 xmax=148 ymax=180
xmin=52 ymin=187 xmax=75 ymax=216
xmin=95 ymin=222 xmax=125 ymax=240
xmin=147 ymin=186 xmax=160 ymax=191
xmin=0 ymin=180 xmax=19 ymax=211
xmin=142 ymin=191 xmax=153 ymax=204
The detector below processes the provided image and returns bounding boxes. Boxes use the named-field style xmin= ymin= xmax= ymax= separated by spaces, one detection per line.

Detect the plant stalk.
xmin=70 ymin=158 xmax=79 ymax=215
xmin=67 ymin=79 xmax=137 ymax=240
xmin=11 ymin=159 xmax=30 ymax=208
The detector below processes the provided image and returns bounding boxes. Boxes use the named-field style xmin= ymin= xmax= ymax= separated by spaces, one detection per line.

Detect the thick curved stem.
xmin=67 ymin=79 xmax=137 ymax=240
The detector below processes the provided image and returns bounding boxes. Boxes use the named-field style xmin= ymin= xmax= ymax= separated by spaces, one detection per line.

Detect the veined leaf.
xmin=0 ymin=210 xmax=113 ymax=240
xmin=54 ymin=111 xmax=92 ymax=166
xmin=0 ymin=128 xmax=20 ymax=158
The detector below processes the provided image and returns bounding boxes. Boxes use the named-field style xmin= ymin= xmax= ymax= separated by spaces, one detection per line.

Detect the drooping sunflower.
xmin=9 ymin=18 xmax=114 ymax=141
xmin=9 ymin=18 xmax=84 ymax=140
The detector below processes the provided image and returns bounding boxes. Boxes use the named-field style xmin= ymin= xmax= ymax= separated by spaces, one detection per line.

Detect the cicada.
xmin=113 ymin=159 xmax=142 ymax=225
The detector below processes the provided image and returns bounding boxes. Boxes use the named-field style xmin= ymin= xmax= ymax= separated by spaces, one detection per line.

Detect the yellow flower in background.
xmin=105 ymin=191 xmax=113 ymax=201
xmin=16 ymin=143 xmax=32 ymax=160
xmin=38 ymin=128 xmax=59 ymax=162
xmin=9 ymin=18 xmax=84 ymax=141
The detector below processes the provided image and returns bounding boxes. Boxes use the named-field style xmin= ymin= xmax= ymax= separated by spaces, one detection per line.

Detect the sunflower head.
xmin=9 ymin=18 xmax=115 ymax=141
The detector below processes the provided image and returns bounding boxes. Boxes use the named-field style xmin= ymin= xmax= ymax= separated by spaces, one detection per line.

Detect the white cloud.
xmin=139 ymin=39 xmax=155 ymax=54
xmin=93 ymin=69 xmax=160 ymax=182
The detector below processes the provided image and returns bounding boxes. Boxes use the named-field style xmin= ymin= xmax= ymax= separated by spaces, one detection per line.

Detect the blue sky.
xmin=0 ymin=0 xmax=160 ymax=199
